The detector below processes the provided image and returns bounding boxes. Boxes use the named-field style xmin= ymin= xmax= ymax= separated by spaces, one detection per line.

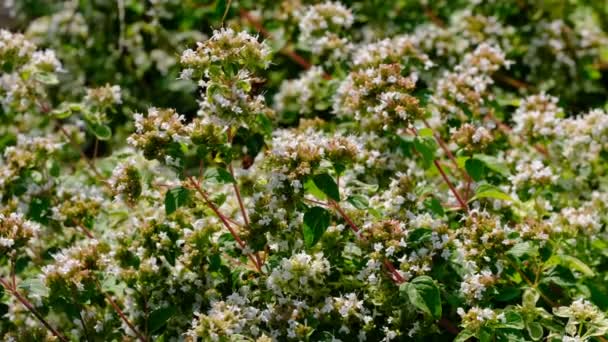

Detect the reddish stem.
xmin=434 ymin=160 xmax=469 ymax=212
xmin=187 ymin=177 xmax=262 ymax=272
xmin=330 ymin=200 xmax=405 ymax=283
xmin=228 ymin=164 xmax=250 ymax=227
xmin=410 ymin=127 xmax=468 ymax=212
xmin=102 ymin=291 xmax=147 ymax=342
xmin=421 ymin=119 xmax=471 ymax=184
xmin=0 ymin=278 xmax=69 ymax=342
xmin=227 ymin=164 xmax=264 ymax=268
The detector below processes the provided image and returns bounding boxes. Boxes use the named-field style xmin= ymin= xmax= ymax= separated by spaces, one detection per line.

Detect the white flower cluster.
xmin=432 ymin=43 xmax=510 ymax=118
xmin=273 ymin=66 xmax=329 ymax=118
xmin=180 ymin=28 xmax=271 ymax=72
xmin=352 ymin=35 xmax=433 ymax=69
xmin=555 ymin=109 xmax=608 ymax=165
xmin=513 ymin=93 xmax=562 ymax=139
xmin=85 ymin=84 xmax=122 ymax=108
xmin=0 ymin=29 xmax=36 ymax=69
xmin=333 ymin=63 xmax=422 ymax=128
xmin=0 ymin=30 xmax=62 ymax=113
xmin=267 ymin=252 xmax=330 ymax=296
xmin=554 ymin=299 xmax=608 ymax=340
xmin=509 ymin=159 xmax=557 ymax=189
xmin=297 ymin=2 xmax=353 ymax=59
xmin=0 ymin=212 xmax=40 ymax=252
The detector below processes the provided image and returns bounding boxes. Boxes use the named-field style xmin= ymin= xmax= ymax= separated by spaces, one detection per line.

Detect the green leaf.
xmin=465 ymin=158 xmax=485 ymax=181
xmin=473 ymin=154 xmax=510 ymax=177
xmin=418 ymin=128 xmax=434 ymax=137
xmin=50 ymin=108 xmax=72 ymax=119
xmin=546 ymin=255 xmax=595 ymax=277
xmin=454 ymin=329 xmax=475 ymax=342
xmin=101 ymin=276 xmax=126 ymax=295
xmin=165 ymin=187 xmax=190 ymax=215
xmin=527 ymin=322 xmax=543 ymax=341
xmin=149 ymin=306 xmax=177 ymax=333
xmin=18 ymin=278 xmax=48 ymax=298
xmin=313 ymin=173 xmax=340 ymax=202
xmin=470 ymin=184 xmax=513 ymax=202
xmin=28 ymin=197 xmax=50 ymax=223
xmin=508 ymin=242 xmax=539 ymax=259
xmin=34 ymin=72 xmax=59 ymax=85
xmin=522 ymin=288 xmax=540 ymax=308
xmin=304 ymin=178 xmax=327 ymax=200
xmin=500 ymin=311 xmax=524 ymax=329
xmin=495 ymin=287 xmax=522 ymax=302
xmin=204 ymin=167 xmax=235 ymax=184
xmin=401 ymin=276 xmax=442 ymax=319
xmin=90 ymin=123 xmax=112 ymax=141
xmin=413 ymin=136 xmax=437 ymax=169
xmin=302 ymin=206 xmax=331 ymax=248
xmin=347 ymin=195 xmax=369 ymax=209
xmin=424 ymin=197 xmax=444 ymax=217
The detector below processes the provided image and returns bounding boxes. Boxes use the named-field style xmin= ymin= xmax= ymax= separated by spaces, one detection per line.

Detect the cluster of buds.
xmin=334 ymin=63 xmax=423 ymax=130
xmin=273 ymin=67 xmax=333 ymax=120
xmin=554 ymin=299 xmax=608 ymax=339
xmin=353 ymin=35 xmax=433 ymax=70
xmin=266 ymin=129 xmax=360 ymax=181
xmin=84 ymin=84 xmax=122 ymax=110
xmin=180 ymin=28 xmax=272 ymax=127
xmin=41 ymin=239 xmax=109 ymax=295
xmin=0 ymin=135 xmax=62 ymax=190
xmin=52 ymin=190 xmax=102 ymax=228
xmin=109 ymin=160 xmax=142 ymax=205
xmin=432 ymin=44 xmax=510 ymax=119
xmin=0 ymin=212 xmax=40 ymax=254
xmin=513 ymin=93 xmax=562 ymax=140
xmin=296 ymin=2 xmax=353 ymax=61
xmin=0 ymin=30 xmax=62 ymax=114
xmin=128 ymin=107 xmax=188 ymax=161
xmin=452 ymin=123 xmax=494 ymax=153
xmin=266 ymin=251 xmax=331 ymax=296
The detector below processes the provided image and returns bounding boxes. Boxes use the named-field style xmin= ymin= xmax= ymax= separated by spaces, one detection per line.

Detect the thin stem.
xmin=93 ymin=138 xmax=99 ymax=160
xmin=187 ymin=177 xmax=262 ymax=273
xmin=227 ymin=164 xmax=264 ymax=268
xmin=0 ymin=278 xmax=69 ymax=342
xmin=508 ymin=260 xmax=557 ymax=308
xmin=410 ymin=126 xmax=469 ymax=212
xmin=493 ymin=72 xmax=532 ymax=90
xmin=438 ymin=318 xmax=460 ymax=335
xmin=303 ymin=197 xmax=331 ymax=207
xmin=329 ymin=200 xmax=405 ymax=283
xmin=220 ymin=0 xmax=232 ymax=26
xmin=59 ymin=126 xmax=106 ymax=181
xmin=101 ymin=289 xmax=147 ymax=342
xmin=421 ymin=118 xmax=471 ymax=183
xmin=434 ymin=160 xmax=469 ymax=212
xmin=228 ymin=164 xmax=250 ymax=227
xmin=75 ymin=300 xmax=92 ymax=342
xmin=422 ymin=5 xmax=446 ymax=28
xmin=485 ymin=111 xmax=549 ymax=157
xmin=77 ymin=223 xmax=95 ymax=239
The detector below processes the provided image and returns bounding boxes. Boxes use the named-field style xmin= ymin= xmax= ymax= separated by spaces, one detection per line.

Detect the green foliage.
xmin=302 ymin=206 xmax=331 ymax=248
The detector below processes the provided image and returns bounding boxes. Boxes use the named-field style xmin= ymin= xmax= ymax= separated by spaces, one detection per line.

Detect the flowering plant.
xmin=1 ymin=1 xmax=608 ymax=341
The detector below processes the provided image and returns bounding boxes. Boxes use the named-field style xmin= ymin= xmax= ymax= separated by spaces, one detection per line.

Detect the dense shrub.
xmin=1 ymin=1 xmax=608 ymax=341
